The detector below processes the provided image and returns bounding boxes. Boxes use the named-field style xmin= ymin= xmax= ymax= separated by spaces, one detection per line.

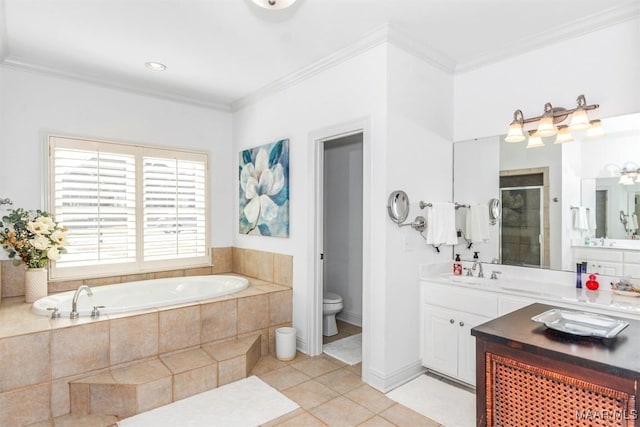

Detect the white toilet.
xmin=323 ymin=292 xmax=344 ymax=336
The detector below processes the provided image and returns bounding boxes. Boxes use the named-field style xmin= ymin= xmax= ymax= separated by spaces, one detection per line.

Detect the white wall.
xmin=0 ymin=66 xmax=233 ymax=248
xmin=232 ymin=41 xmax=454 ymax=391
xmin=383 ymin=44 xmax=453 ymax=387
xmin=323 ymin=135 xmax=363 ymax=326
xmin=454 ymin=17 xmax=640 ymax=142
xmin=232 ymin=44 xmax=389 ymax=382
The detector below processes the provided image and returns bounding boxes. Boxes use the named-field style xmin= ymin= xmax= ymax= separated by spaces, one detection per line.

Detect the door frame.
xmin=307 ymin=118 xmax=371 ymax=372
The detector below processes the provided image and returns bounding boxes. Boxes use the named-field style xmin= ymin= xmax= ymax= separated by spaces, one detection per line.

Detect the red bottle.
xmin=585 ymin=274 xmax=599 ymax=291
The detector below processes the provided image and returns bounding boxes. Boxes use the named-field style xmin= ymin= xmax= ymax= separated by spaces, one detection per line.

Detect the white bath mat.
xmin=322 ymin=333 xmax=362 ymax=365
xmin=117 ymin=376 xmax=299 ymax=427
xmin=386 ymin=374 xmax=475 ymax=427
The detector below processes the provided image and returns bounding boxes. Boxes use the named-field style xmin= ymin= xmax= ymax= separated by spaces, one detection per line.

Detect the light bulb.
xmin=570 ymin=109 xmax=590 ymax=131
xmin=526 ymin=132 xmax=545 ymax=149
xmin=586 ymin=119 xmax=605 ymax=138
xmin=505 ymin=121 xmax=525 ymax=143
xmin=536 ymin=115 xmax=557 ymax=137
xmin=554 ymin=125 xmax=574 ymax=144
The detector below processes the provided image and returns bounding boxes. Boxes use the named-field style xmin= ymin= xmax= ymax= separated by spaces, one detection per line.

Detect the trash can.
xmin=275 ymin=327 xmax=297 ymax=361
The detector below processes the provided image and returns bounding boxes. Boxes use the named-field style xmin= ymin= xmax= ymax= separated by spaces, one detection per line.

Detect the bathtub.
xmin=32 ymin=275 xmax=249 ymax=317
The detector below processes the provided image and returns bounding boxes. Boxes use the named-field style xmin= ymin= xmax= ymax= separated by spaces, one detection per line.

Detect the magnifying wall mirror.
xmin=387 ymin=190 xmax=410 ymax=224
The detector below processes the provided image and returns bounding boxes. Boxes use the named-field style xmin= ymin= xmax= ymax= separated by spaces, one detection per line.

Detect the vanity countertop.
xmin=571 ymin=239 xmax=640 ymax=250
xmin=421 ymin=267 xmax=640 ymax=320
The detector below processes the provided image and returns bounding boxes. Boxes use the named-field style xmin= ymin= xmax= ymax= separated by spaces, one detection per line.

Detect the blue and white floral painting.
xmin=239 ymin=139 xmax=289 ymax=237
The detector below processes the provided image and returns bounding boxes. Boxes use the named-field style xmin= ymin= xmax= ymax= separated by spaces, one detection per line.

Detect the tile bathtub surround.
xmin=0 ymin=246 xmax=291 ymax=297
xmin=0 ymin=277 xmax=292 ymax=425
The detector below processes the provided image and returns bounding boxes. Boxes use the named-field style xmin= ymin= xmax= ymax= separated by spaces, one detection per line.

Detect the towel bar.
xmin=418 ymin=201 xmax=469 ymax=210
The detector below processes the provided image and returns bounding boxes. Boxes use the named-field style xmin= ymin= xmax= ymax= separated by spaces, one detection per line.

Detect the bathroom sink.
xmin=442 ymin=275 xmax=494 ymax=286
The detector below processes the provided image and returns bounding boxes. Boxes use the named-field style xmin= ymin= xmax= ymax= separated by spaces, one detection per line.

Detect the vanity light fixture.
xmin=252 ymin=0 xmax=297 ymax=9
xmin=505 ymin=94 xmax=600 ymax=144
xmin=145 ymin=61 xmax=167 ymax=71
xmin=618 ymin=167 xmax=640 ymax=185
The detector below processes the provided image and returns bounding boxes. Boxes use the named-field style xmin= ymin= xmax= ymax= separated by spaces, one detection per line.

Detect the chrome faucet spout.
xmin=70 ymin=285 xmax=93 ymax=319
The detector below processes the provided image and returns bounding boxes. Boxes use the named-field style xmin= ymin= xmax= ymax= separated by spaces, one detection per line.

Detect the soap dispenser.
xmin=453 ymin=254 xmax=462 ymax=276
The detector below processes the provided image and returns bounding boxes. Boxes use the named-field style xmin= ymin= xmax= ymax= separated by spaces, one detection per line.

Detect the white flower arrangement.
xmin=0 ymin=208 xmax=68 ymax=268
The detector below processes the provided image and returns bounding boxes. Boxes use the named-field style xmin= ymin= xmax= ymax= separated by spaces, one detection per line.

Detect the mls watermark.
xmin=576 ymin=409 xmax=638 ymax=421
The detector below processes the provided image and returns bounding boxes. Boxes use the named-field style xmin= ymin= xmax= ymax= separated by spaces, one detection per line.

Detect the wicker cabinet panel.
xmin=486 ymin=353 xmax=636 ymax=427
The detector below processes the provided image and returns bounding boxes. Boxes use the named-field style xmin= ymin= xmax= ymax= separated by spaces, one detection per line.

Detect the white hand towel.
xmin=588 ymin=209 xmax=597 ymax=231
xmin=633 ymin=213 xmax=639 ymax=231
xmin=426 ymin=203 xmax=458 ymax=246
xmin=465 ymin=203 xmax=491 ymax=243
xmin=572 ymin=207 xmax=588 ymax=231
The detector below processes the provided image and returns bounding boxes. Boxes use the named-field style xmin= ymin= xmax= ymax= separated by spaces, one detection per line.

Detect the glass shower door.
xmin=500 ymin=186 xmax=543 ymax=267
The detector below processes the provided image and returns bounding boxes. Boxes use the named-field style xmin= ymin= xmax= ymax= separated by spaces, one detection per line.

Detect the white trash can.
xmin=275 ymin=327 xmax=297 ymax=361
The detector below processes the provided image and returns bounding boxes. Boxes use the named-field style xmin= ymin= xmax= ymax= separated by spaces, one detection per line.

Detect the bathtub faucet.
xmin=70 ymin=285 xmax=93 ymax=319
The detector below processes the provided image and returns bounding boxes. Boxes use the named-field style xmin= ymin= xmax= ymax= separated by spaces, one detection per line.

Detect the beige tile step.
xmin=27 ymin=413 xmax=118 ymax=427
xmin=70 ymin=359 xmax=172 ymax=418
xmin=160 ymin=348 xmax=218 ymax=401
xmin=202 ymin=333 xmax=261 ymax=386
xmin=69 ymin=334 xmax=260 ymax=418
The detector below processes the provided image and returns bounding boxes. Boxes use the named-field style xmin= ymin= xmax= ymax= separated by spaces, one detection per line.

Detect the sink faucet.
xmin=70 ymin=285 xmax=93 ymax=319
xmin=472 ymin=260 xmax=484 ymax=278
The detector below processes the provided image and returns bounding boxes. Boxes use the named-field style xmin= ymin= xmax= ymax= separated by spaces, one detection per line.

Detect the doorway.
xmin=320 ymin=133 xmax=363 ymax=363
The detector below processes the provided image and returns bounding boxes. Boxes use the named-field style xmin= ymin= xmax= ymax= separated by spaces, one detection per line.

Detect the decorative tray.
xmin=531 ymin=309 xmax=629 ymax=338
xmin=612 ymin=289 xmax=640 ymax=297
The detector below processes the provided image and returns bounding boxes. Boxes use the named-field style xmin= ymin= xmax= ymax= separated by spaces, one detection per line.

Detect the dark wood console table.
xmin=472 ymin=303 xmax=640 ymax=426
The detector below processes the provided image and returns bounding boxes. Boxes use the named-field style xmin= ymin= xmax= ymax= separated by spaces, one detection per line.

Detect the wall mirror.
xmin=387 ymin=190 xmax=410 ymax=224
xmin=453 ymin=111 xmax=640 ymax=277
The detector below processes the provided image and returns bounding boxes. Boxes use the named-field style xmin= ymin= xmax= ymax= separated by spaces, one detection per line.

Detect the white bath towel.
xmin=465 ymin=203 xmax=491 ymax=243
xmin=572 ymin=206 xmax=589 ymax=231
xmin=633 ymin=213 xmax=639 ymax=231
xmin=426 ymin=203 xmax=457 ymax=246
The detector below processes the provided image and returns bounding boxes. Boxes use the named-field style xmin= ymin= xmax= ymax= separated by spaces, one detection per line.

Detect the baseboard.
xmin=296 ymin=336 xmax=310 ymax=355
xmin=365 ymin=360 xmax=426 ymax=393
xmin=336 ymin=311 xmax=362 ymax=327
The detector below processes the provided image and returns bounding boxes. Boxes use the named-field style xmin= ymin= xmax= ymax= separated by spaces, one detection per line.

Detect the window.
xmin=48 ymin=136 xmax=209 ymax=280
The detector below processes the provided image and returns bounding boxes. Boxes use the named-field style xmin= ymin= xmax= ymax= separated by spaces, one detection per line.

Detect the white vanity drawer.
xmin=421 ymin=281 xmax=497 ymax=318
xmin=623 ymin=251 xmax=640 ymax=264
xmin=573 ymin=248 xmax=623 ymax=263
xmin=623 ymin=263 xmax=640 ymax=278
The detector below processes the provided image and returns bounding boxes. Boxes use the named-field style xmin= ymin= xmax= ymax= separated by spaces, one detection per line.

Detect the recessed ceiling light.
xmin=145 ymin=62 xmax=167 ymax=71
xmin=252 ymin=0 xmax=297 ymax=10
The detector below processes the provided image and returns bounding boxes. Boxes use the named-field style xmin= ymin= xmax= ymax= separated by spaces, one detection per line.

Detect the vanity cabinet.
xmin=573 ymin=247 xmax=623 ymax=276
xmin=422 ymin=304 xmax=490 ymax=385
xmin=420 ymin=282 xmax=496 ymax=386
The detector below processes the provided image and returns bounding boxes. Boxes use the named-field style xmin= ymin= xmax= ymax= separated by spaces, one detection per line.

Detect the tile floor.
xmin=257 ymin=353 xmax=441 ymax=426
xmin=323 ymin=319 xmax=362 ymax=345
xmin=35 ymin=352 xmax=441 ymax=426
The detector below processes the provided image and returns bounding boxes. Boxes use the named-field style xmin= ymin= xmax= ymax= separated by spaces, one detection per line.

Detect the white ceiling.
xmin=1 ymin=0 xmax=638 ymax=110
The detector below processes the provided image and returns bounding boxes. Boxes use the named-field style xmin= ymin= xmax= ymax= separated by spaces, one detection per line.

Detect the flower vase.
xmin=24 ymin=268 xmax=47 ymax=303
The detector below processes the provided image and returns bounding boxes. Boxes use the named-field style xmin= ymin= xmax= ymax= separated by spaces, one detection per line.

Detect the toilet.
xmin=322 ymin=292 xmax=344 ymax=336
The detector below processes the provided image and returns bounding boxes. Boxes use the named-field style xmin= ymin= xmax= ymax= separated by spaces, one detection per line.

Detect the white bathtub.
xmin=32 ymin=275 xmax=249 ymax=317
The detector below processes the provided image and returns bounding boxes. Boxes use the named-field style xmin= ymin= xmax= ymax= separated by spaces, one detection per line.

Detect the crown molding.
xmin=386 ymin=23 xmax=456 ymax=74
xmin=456 ymin=1 xmax=640 ymax=73
xmin=231 ymin=23 xmax=391 ymax=111
xmin=1 ymin=57 xmax=232 ymax=112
